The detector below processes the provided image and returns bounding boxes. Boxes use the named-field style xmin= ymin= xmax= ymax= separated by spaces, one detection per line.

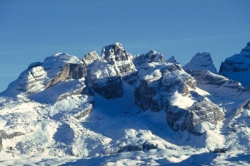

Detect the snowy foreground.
xmin=1 ymin=42 xmax=250 ymax=165
xmin=0 ymin=83 xmax=250 ymax=165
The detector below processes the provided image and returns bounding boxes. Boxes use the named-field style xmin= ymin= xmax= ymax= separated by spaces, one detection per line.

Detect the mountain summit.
xmin=183 ymin=52 xmax=217 ymax=73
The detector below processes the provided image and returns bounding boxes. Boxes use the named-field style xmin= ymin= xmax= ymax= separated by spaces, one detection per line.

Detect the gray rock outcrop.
xmin=91 ymin=75 xmax=123 ymax=99
xmin=133 ymin=50 xmax=165 ymax=66
xmin=116 ymin=141 xmax=158 ymax=153
xmin=45 ymin=63 xmax=87 ymax=89
xmin=90 ymin=59 xmax=124 ymax=99
xmin=166 ymin=98 xmax=224 ymax=135
xmin=101 ymin=42 xmax=138 ymax=84
xmin=182 ymin=98 xmax=224 ymax=134
xmin=134 ymin=53 xmax=196 ymax=112
xmin=82 ymin=51 xmax=99 ymax=66
xmin=0 ymin=130 xmax=24 ymax=152
xmin=133 ymin=50 xmax=224 ymax=135
xmin=68 ymin=63 xmax=87 ymax=79
xmin=234 ymin=100 xmax=250 ymax=117
xmin=89 ymin=43 xmax=137 ymax=99
xmin=74 ymin=104 xmax=93 ymax=119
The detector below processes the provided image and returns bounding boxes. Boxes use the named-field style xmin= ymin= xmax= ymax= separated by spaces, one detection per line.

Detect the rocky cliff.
xmin=89 ymin=43 xmax=137 ymax=99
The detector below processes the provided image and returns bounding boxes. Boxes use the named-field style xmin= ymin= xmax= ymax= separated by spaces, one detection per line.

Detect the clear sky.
xmin=1 ymin=0 xmax=250 ymax=92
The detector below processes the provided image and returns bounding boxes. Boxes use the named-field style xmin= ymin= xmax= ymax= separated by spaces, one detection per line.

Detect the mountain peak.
xmin=101 ymin=42 xmax=126 ymax=60
xmin=166 ymin=56 xmax=179 ymax=64
xmin=183 ymin=52 xmax=217 ymax=73
xmin=220 ymin=41 xmax=250 ymax=86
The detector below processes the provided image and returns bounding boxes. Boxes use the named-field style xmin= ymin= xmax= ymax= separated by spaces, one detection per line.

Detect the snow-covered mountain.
xmin=1 ymin=42 xmax=250 ymax=165
xmin=220 ymin=42 xmax=250 ymax=86
xmin=183 ymin=52 xmax=217 ymax=73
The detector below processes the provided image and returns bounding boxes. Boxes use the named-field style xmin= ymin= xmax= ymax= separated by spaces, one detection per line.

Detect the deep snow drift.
xmin=1 ymin=42 xmax=250 ymax=165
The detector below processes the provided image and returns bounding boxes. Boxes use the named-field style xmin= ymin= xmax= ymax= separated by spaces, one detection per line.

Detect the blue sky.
xmin=0 ymin=0 xmax=250 ymax=92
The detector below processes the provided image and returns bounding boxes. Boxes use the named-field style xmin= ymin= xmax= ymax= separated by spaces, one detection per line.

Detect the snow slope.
xmin=0 ymin=84 xmax=225 ymax=165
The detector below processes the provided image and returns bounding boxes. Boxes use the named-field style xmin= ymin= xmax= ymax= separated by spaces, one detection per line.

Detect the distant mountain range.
xmin=0 ymin=42 xmax=250 ymax=165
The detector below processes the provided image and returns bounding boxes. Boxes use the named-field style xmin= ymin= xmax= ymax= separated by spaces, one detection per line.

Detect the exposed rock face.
xmin=68 ymin=63 xmax=87 ymax=79
xmin=133 ymin=50 xmax=165 ymax=66
xmin=182 ymin=99 xmax=224 ymax=134
xmin=235 ymin=100 xmax=250 ymax=117
xmin=15 ymin=53 xmax=86 ymax=94
xmin=45 ymin=63 xmax=87 ymax=89
xmin=74 ymin=104 xmax=93 ymax=119
xmin=187 ymin=70 xmax=250 ymax=101
xmin=133 ymin=50 xmax=224 ymax=134
xmin=166 ymin=98 xmax=224 ymax=135
xmin=134 ymin=79 xmax=162 ymax=111
xmin=183 ymin=52 xmax=217 ymax=73
xmin=188 ymin=70 xmax=227 ymax=86
xmin=91 ymin=75 xmax=123 ymax=99
xmin=219 ymin=42 xmax=250 ymax=86
xmin=44 ymin=64 xmax=69 ymax=89
xmin=0 ymin=130 xmax=25 ymax=151
xmin=90 ymin=43 xmax=137 ymax=99
xmin=56 ymin=83 xmax=87 ymax=102
xmin=116 ymin=141 xmax=158 ymax=153
xmin=82 ymin=51 xmax=99 ymax=66
xmin=134 ymin=53 xmax=196 ymax=112
xmin=133 ymin=53 xmax=163 ymax=109
xmin=101 ymin=42 xmax=138 ymax=84
xmin=18 ymin=65 xmax=47 ymax=93
xmin=165 ymin=106 xmax=186 ymax=131
xmin=90 ymin=59 xmax=123 ymax=99
xmin=0 ymin=130 xmax=24 ymax=139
